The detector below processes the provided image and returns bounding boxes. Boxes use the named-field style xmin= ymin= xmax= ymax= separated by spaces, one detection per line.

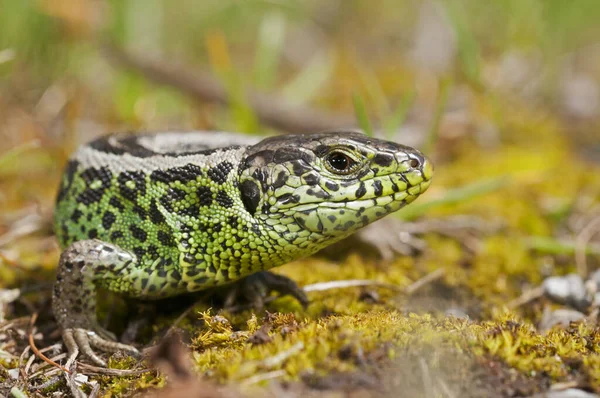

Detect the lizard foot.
xmin=62 ymin=327 xmax=141 ymax=367
xmin=224 ymin=271 xmax=309 ymax=310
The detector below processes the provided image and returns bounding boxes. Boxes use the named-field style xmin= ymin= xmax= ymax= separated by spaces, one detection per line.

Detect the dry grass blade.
xmin=89 ymin=382 xmax=101 ymax=398
xmin=31 ymin=375 xmax=62 ymax=391
xmin=29 ymin=359 xmax=64 ymax=380
xmin=575 ymin=215 xmax=600 ymax=277
xmin=64 ymin=368 xmax=86 ymax=398
xmin=24 ymin=343 xmax=61 ymax=375
xmin=27 ymin=313 xmax=70 ymax=374
xmin=240 ymin=369 xmax=287 ymax=386
xmin=0 ymin=213 xmax=45 ymax=248
xmin=0 ymin=252 xmax=28 ymax=271
xmin=303 ymin=279 xmax=403 ymax=293
xmin=405 ymin=268 xmax=446 ymax=295
xmin=0 ymin=316 xmax=30 ymax=332
xmin=259 ymin=342 xmax=304 ymax=369
xmin=76 ymin=362 xmax=152 ymax=376
xmin=506 ymin=286 xmax=545 ymax=309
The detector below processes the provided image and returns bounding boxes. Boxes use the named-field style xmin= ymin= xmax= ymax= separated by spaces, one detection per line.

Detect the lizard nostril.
xmin=408 ymin=158 xmax=420 ymax=168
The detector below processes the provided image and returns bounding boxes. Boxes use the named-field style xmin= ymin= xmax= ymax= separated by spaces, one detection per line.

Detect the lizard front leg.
xmin=52 ymin=239 xmax=141 ymax=366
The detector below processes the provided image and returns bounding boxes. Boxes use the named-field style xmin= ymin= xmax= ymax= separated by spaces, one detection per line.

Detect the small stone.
xmin=538 ymin=308 xmax=586 ymax=333
xmin=7 ymin=368 xmax=19 ymax=379
xmin=588 ymin=269 xmax=600 ymax=288
xmin=542 ymin=274 xmax=591 ymax=310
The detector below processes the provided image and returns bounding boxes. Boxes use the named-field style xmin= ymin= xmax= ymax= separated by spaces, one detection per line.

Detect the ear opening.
xmin=239 ymin=179 xmax=261 ymax=214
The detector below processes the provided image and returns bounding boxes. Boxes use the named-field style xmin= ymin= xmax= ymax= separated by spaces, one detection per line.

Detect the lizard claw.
xmin=224 ymin=271 xmax=309 ymax=310
xmin=62 ymin=328 xmax=140 ymax=367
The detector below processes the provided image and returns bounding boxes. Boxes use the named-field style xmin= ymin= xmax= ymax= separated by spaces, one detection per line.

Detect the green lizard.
xmin=52 ymin=131 xmax=433 ymax=365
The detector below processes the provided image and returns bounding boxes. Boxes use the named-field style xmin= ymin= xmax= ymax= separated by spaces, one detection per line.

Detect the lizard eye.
xmin=325 ymin=151 xmax=356 ymax=174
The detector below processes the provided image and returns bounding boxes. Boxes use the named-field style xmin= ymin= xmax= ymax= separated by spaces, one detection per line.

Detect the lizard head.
xmin=238 ymin=131 xmax=433 ymax=239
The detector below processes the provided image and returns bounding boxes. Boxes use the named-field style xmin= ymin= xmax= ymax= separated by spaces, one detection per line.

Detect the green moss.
xmin=186 ymin=307 xmax=600 ymax=391
xmin=96 ymin=369 xmax=163 ymax=397
xmin=2 ymin=41 xmax=600 ymax=397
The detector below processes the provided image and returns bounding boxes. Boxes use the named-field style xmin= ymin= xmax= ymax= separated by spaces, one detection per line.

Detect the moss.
xmin=1 ymin=56 xmax=600 ymax=397
xmin=95 ymin=368 xmax=163 ymax=397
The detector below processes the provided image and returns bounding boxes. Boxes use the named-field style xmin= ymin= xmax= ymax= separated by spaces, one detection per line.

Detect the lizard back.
xmin=54 ymin=132 xmax=259 ymax=296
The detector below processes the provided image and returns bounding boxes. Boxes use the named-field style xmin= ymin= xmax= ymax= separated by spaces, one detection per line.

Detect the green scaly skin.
xmin=52 ymin=131 xmax=433 ymax=365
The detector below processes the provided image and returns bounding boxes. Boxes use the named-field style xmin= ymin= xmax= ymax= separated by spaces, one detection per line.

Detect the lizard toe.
xmin=73 ymin=328 xmax=107 ymax=366
xmin=88 ymin=333 xmax=140 ymax=357
xmin=225 ymin=271 xmax=309 ymax=311
xmin=255 ymin=272 xmax=309 ymax=308
xmin=61 ymin=329 xmax=80 ymax=358
xmin=64 ymin=328 xmax=141 ymax=367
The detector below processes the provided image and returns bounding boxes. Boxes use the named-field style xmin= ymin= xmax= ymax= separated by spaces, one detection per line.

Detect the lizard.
xmin=52 ymin=130 xmax=433 ymax=366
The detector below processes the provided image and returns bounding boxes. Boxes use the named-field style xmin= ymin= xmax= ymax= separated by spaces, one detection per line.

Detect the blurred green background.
xmin=1 ymin=0 xmax=599 ymax=146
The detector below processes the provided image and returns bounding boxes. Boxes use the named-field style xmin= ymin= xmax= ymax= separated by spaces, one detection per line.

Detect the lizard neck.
xmin=177 ymin=164 xmax=336 ymax=290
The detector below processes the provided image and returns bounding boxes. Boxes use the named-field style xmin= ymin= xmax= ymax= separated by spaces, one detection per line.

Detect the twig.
xmin=28 ymin=356 xmax=65 ymax=379
xmin=549 ymin=381 xmax=581 ymax=391
xmin=575 ymin=215 xmax=600 ymax=278
xmin=240 ymin=369 xmax=287 ymax=386
xmin=303 ymin=279 xmax=403 ymax=293
xmin=24 ymin=349 xmax=36 ymax=375
xmin=0 ymin=213 xmax=45 ymax=248
xmin=31 ymin=375 xmax=62 ymax=391
xmin=259 ymin=342 xmax=304 ymax=369
xmin=101 ymin=41 xmax=356 ymax=134
xmin=0 ymin=252 xmax=28 ymax=271
xmin=27 ymin=312 xmax=71 ymax=374
xmin=64 ymin=368 xmax=85 ymax=398
xmin=25 ymin=343 xmax=61 ymax=375
xmin=506 ymin=286 xmax=545 ymax=309
xmin=0 ymin=316 xmax=30 ymax=332
xmin=405 ymin=268 xmax=446 ymax=295
xmin=89 ymin=382 xmax=101 ymax=398
xmin=76 ymin=362 xmax=152 ymax=376
xmin=18 ymin=345 xmax=31 ymax=380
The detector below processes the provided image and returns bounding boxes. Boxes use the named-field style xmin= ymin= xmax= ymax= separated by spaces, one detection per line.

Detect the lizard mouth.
xmin=281 ymin=179 xmax=432 ymax=235
xmin=279 ymin=179 xmax=432 ymax=214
